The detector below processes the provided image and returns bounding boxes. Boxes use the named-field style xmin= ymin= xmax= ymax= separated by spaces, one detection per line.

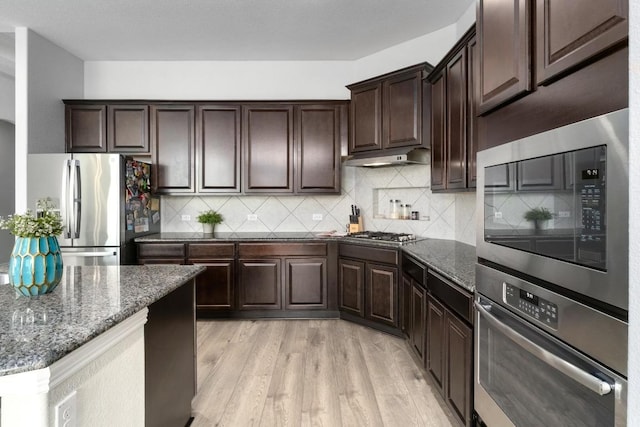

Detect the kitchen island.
xmin=0 ymin=264 xmax=204 ymax=427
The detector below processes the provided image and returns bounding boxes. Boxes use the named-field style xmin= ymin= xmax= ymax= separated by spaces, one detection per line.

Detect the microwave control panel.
xmin=505 ymin=284 xmax=558 ymax=329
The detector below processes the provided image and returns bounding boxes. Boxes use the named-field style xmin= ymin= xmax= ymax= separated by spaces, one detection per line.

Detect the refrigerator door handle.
xmin=61 ymin=159 xmax=71 ymax=239
xmin=72 ymin=159 xmax=82 ymax=239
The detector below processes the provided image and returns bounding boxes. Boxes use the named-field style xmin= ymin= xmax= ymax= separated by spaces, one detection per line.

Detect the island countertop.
xmin=0 ymin=264 xmax=204 ymax=377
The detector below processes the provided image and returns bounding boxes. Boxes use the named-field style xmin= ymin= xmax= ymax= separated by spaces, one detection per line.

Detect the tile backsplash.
xmin=161 ymin=164 xmax=477 ymax=246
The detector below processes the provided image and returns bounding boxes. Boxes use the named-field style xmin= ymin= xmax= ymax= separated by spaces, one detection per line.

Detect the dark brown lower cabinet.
xmin=338 ymin=244 xmax=400 ymax=334
xmin=192 ymin=261 xmax=234 ymax=311
xmin=401 ymin=275 xmax=412 ymax=334
xmin=238 ymin=259 xmax=282 ymax=310
xmin=427 ymin=294 xmax=473 ymax=427
xmin=410 ymin=281 xmax=426 ymax=361
xmin=338 ymin=258 xmax=365 ymax=317
xmin=366 ymin=263 xmax=398 ymax=327
xmin=427 ymin=295 xmax=446 ymax=391
xmin=285 ymin=258 xmax=328 ymax=309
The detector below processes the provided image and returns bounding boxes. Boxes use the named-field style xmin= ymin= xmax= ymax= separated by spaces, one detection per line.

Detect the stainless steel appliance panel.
xmin=475 ymin=293 xmax=627 ymax=427
xmin=476 ymin=263 xmax=627 ymax=377
xmin=71 ymin=154 xmax=124 ymax=248
xmin=476 ymin=108 xmax=628 ymax=311
xmin=60 ymin=247 xmax=120 ymax=267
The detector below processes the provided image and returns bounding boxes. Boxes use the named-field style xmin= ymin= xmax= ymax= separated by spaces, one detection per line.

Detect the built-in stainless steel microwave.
xmin=476 ymin=109 xmax=629 ymax=315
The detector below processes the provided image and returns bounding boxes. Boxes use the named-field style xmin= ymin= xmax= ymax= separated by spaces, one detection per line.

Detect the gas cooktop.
xmin=345 ymin=231 xmax=419 ymax=244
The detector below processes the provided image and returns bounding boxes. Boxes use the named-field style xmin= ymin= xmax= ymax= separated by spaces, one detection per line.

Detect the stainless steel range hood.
xmin=343 ymin=147 xmax=429 ymax=167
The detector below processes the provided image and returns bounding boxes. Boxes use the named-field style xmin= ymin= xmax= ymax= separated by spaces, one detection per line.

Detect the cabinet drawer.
xmin=188 ymin=243 xmax=235 ymax=259
xmin=138 ymin=243 xmax=185 ymax=258
xmin=238 ymin=243 xmax=327 ymax=257
xmin=402 ymin=254 xmax=426 ymax=286
xmin=339 ymin=244 xmax=398 ymax=265
xmin=427 ymin=270 xmax=473 ymax=324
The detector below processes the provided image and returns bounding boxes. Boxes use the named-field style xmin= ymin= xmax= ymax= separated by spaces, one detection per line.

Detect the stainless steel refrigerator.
xmin=27 ymin=154 xmax=160 ymax=265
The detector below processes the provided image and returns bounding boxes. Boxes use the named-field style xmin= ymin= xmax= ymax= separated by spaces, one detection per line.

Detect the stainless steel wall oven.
xmin=474 ymin=109 xmax=628 ymax=427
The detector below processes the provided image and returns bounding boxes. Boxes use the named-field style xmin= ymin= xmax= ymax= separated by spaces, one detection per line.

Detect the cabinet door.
xmin=295 ymin=105 xmax=341 ymax=194
xmin=285 ymin=258 xmax=328 ymax=309
xmin=446 ymin=48 xmax=468 ymax=190
xmin=535 ymin=0 xmax=627 ymax=85
xmin=478 ymin=0 xmax=532 ymax=114
xmin=350 ymin=82 xmax=382 ymax=153
xmin=338 ymin=258 xmax=365 ymax=317
xmin=383 ymin=71 xmax=422 ymax=149
xmin=467 ymin=36 xmax=478 ymax=189
xmin=401 ymin=275 xmax=412 ymax=335
xmin=445 ymin=310 xmax=473 ymax=427
xmin=411 ymin=282 xmax=426 ymax=361
xmin=427 ymin=295 xmax=445 ymax=394
xmin=365 ymin=263 xmax=398 ymax=328
xmin=138 ymin=258 xmax=185 ymax=265
xmin=243 ymin=106 xmax=294 ymax=193
xmin=151 ymin=105 xmax=195 ymax=193
xmin=107 ymin=105 xmax=149 ymax=153
xmin=192 ymin=261 xmax=234 ymax=310
xmin=238 ymin=259 xmax=282 ymax=310
xmin=197 ymin=105 xmax=241 ymax=193
xmin=430 ymin=73 xmax=446 ymax=190
xmin=66 ymin=105 xmax=107 ymax=152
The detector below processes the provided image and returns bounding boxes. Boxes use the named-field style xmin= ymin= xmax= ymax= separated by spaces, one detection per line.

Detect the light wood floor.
xmin=192 ymin=319 xmax=456 ymax=427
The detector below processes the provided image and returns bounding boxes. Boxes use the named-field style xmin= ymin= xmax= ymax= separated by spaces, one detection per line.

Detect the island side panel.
xmin=145 ymin=278 xmax=196 ymax=427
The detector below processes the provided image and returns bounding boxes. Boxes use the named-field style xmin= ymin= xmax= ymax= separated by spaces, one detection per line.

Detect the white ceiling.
xmin=0 ymin=0 xmax=473 ymax=61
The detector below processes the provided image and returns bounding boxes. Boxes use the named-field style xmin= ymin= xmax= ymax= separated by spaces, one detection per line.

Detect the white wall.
xmin=627 ymin=1 xmax=639 ymax=424
xmin=456 ymin=1 xmax=477 ymax=39
xmin=14 ymin=28 xmax=84 ymax=211
xmin=0 ymin=120 xmax=15 ymax=261
xmin=85 ymin=61 xmax=353 ymax=100
xmin=0 ymin=74 xmax=14 ymax=123
xmin=25 ymin=30 xmax=83 ymax=153
xmin=84 ymin=22 xmax=461 ymax=100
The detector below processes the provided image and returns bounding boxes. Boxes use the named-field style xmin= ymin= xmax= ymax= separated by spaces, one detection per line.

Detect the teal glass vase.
xmin=9 ymin=236 xmax=64 ymax=296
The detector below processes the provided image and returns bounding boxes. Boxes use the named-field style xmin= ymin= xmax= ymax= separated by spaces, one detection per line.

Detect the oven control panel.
xmin=505 ymin=284 xmax=558 ymax=329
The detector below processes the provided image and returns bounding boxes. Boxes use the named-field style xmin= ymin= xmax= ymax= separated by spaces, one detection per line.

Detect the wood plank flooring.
xmin=192 ymin=319 xmax=456 ymax=427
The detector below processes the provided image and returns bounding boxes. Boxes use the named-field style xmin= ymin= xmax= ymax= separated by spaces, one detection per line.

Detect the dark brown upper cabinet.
xmin=295 ymin=104 xmax=343 ymax=194
xmin=430 ymin=73 xmax=446 ymax=191
xmin=347 ymin=63 xmax=431 ymax=154
xmin=383 ymin=70 xmax=422 ymax=149
xmin=428 ymin=28 xmax=477 ymax=192
xmin=242 ymin=105 xmax=294 ymax=193
xmin=151 ymin=105 xmax=196 ymax=194
xmin=197 ymin=105 xmax=241 ymax=193
xmin=107 ymin=105 xmax=149 ymax=153
xmin=535 ymin=0 xmax=628 ymax=85
xmin=66 ymin=103 xmax=150 ymax=154
xmin=349 ymin=82 xmax=382 ymax=153
xmin=65 ymin=104 xmax=107 ymax=152
xmin=477 ymin=0 xmax=532 ymax=114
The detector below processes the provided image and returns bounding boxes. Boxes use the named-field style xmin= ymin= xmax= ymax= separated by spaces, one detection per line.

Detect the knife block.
xmin=349 ymin=216 xmax=364 ymax=233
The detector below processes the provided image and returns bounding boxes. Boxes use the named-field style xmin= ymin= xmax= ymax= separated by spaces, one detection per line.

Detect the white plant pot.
xmin=202 ymin=223 xmax=214 ymax=234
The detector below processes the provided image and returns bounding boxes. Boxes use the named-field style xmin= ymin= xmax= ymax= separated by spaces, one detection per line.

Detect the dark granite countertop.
xmin=137 ymin=233 xmax=477 ymax=292
xmin=0 ymin=264 xmax=204 ymax=377
xmin=401 ymin=239 xmax=476 ymax=293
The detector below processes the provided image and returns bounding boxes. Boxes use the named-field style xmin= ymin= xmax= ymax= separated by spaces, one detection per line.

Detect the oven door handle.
xmin=475 ymin=301 xmax=613 ymax=396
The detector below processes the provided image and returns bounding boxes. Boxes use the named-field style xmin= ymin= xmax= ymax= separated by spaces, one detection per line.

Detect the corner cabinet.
xmin=338 ymin=243 xmax=400 ymax=334
xmin=347 ymin=63 xmax=431 ymax=154
xmin=187 ymin=243 xmax=236 ymax=314
xmin=428 ymin=27 xmax=477 ymax=192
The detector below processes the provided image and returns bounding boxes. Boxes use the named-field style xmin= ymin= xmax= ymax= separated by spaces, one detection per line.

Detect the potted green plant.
xmin=196 ymin=209 xmax=223 ymax=234
xmin=0 ymin=198 xmax=64 ymax=296
xmin=524 ymin=207 xmax=553 ymax=230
